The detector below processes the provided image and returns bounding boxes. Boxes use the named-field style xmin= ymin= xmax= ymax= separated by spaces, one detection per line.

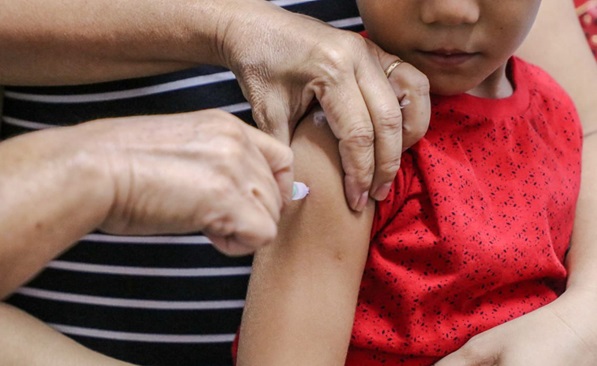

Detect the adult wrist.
xmin=210 ymin=0 xmax=288 ymax=71
xmin=57 ymin=122 xmax=120 ymax=230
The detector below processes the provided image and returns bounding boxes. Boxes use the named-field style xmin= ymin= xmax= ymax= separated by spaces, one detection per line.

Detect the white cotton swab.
xmin=291 ymin=181 xmax=310 ymax=200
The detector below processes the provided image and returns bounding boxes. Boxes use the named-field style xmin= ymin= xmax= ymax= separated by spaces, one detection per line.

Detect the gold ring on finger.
xmin=384 ymin=59 xmax=405 ymax=78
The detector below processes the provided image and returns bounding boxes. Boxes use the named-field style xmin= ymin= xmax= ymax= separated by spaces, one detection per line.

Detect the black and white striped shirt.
xmin=1 ymin=1 xmax=362 ymax=365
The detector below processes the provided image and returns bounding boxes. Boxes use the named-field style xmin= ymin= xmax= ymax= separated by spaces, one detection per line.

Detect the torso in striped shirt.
xmin=1 ymin=1 xmax=362 ymax=365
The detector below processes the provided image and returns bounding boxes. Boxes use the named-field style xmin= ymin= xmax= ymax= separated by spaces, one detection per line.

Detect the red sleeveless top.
xmin=349 ymin=57 xmax=583 ymax=365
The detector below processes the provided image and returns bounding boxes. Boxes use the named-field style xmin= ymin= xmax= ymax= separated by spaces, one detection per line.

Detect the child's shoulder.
xmin=512 ymin=56 xmax=571 ymax=98
xmin=512 ymin=56 xmax=579 ymax=122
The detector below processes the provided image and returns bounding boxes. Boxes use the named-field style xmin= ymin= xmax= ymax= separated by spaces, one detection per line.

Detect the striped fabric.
xmin=1 ymin=1 xmax=362 ymax=365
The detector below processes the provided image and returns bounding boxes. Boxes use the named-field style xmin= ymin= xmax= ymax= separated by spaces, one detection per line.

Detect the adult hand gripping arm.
xmin=0 ymin=0 xmax=430 ymax=211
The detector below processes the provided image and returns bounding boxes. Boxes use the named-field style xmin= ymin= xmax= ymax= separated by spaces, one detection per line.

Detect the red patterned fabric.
xmin=349 ymin=57 xmax=583 ymax=365
xmin=575 ymin=0 xmax=597 ymax=59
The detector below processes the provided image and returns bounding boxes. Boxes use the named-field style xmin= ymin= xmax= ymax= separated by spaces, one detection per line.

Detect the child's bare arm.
xmin=237 ymin=109 xmax=375 ymax=366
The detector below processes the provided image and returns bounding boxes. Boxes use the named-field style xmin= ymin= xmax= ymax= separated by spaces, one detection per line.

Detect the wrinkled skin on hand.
xmin=434 ymin=289 xmax=597 ymax=366
xmin=217 ymin=1 xmax=430 ymax=211
xmin=95 ymin=109 xmax=294 ymax=255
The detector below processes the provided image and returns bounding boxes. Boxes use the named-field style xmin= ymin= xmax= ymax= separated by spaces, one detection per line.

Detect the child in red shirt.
xmin=237 ymin=1 xmax=592 ymax=365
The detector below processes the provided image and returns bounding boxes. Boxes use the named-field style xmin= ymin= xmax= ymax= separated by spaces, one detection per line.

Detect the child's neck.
xmin=466 ymin=63 xmax=513 ymax=99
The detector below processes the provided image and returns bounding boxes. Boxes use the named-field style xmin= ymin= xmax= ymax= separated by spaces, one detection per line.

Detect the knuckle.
xmin=410 ymin=73 xmax=431 ymax=97
xmin=376 ymin=109 xmax=404 ymax=131
xmin=216 ymin=116 xmax=245 ymax=139
xmin=397 ymin=64 xmax=431 ymax=95
xmin=215 ymin=240 xmax=251 ymax=257
xmin=342 ymin=152 xmax=375 ymax=181
xmin=457 ymin=334 xmax=495 ymax=363
xmin=377 ymin=156 xmax=402 ymax=177
xmin=229 ymin=223 xmax=276 ymax=255
xmin=202 ymin=108 xmax=232 ymax=120
xmin=218 ymin=140 xmax=246 ymax=163
xmin=199 ymin=109 xmax=243 ymax=131
xmin=342 ymin=124 xmax=375 ymax=149
xmin=218 ymin=124 xmax=250 ymax=150
xmin=279 ymin=145 xmax=295 ymax=167
xmin=343 ymin=173 xmax=372 ymax=198
xmin=309 ymin=36 xmax=364 ymax=86
xmin=211 ymin=146 xmax=245 ymax=176
xmin=260 ymin=222 xmax=278 ymax=244
xmin=320 ymin=32 xmax=364 ymax=62
xmin=402 ymin=118 xmax=429 ymax=145
xmin=340 ymin=31 xmax=370 ymax=53
xmin=205 ymin=212 xmax=235 ymax=238
xmin=354 ymin=171 xmax=374 ymax=189
xmin=457 ymin=346 xmax=484 ymax=362
xmin=308 ymin=63 xmax=345 ymax=92
xmin=319 ymin=45 xmax=347 ymax=68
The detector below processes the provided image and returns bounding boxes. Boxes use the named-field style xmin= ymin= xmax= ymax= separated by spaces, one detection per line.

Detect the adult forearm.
xmin=0 ymin=303 xmax=133 ymax=365
xmin=0 ymin=126 xmax=112 ymax=298
xmin=567 ymin=135 xmax=597 ymax=292
xmin=0 ymin=0 xmax=280 ymax=85
xmin=0 ymin=109 xmax=296 ymax=296
xmin=560 ymin=135 xmax=597 ymax=351
xmin=518 ymin=0 xmax=597 ymax=289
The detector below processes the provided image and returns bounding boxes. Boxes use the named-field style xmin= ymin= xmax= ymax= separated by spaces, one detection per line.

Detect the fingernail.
xmin=399 ymin=98 xmax=411 ymax=109
xmin=313 ymin=110 xmax=328 ymax=126
xmin=372 ymin=182 xmax=392 ymax=201
xmin=353 ymin=191 xmax=369 ymax=212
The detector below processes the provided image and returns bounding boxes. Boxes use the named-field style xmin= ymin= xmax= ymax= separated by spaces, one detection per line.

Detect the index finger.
xmin=242 ymin=123 xmax=295 ymax=204
xmin=355 ymin=48 xmax=408 ymax=202
xmin=316 ymin=73 xmax=376 ymax=212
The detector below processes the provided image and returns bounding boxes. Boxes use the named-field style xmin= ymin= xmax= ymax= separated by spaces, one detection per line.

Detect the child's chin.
xmin=431 ymin=81 xmax=492 ymax=98
xmin=430 ymin=86 xmax=468 ymax=97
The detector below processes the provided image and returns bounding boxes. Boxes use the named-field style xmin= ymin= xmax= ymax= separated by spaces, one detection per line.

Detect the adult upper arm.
xmin=237 ymin=108 xmax=375 ymax=366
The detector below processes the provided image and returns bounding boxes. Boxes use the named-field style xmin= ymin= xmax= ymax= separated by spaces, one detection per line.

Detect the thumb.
xmin=251 ymin=96 xmax=292 ymax=145
xmin=242 ymin=124 xmax=294 ymax=203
